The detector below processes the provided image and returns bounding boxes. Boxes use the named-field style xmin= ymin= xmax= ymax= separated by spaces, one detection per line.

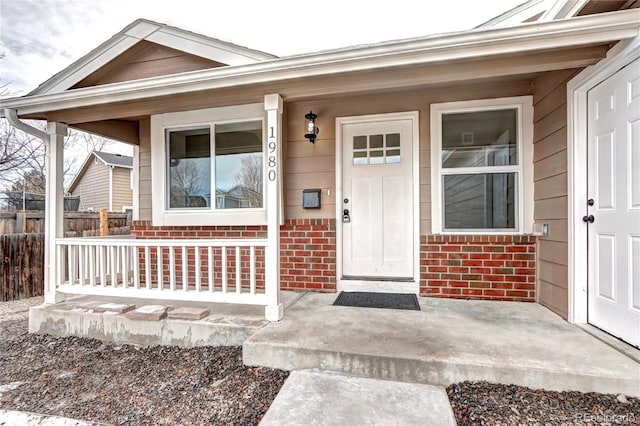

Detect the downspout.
xmin=4 ymin=109 xmax=48 ymax=140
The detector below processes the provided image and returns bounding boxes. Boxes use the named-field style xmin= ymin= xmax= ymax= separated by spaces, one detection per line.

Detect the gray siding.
xmin=70 ymin=158 xmax=110 ymax=211
xmin=532 ymin=68 xmax=580 ymax=319
xmin=112 ymin=167 xmax=133 ymax=211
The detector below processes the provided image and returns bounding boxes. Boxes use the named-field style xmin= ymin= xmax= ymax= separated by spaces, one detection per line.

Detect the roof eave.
xmin=2 ymin=9 xmax=638 ymax=117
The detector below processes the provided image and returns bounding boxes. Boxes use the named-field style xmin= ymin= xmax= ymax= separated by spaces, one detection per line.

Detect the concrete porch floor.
xmin=244 ymin=292 xmax=640 ymax=397
xmin=29 ymin=291 xmax=639 ymax=397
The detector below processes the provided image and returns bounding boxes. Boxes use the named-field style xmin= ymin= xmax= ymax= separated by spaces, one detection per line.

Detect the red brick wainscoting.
xmin=130 ymin=219 xmax=336 ymax=292
xmin=280 ymin=219 xmax=336 ymax=292
xmin=420 ymin=235 xmax=536 ymax=301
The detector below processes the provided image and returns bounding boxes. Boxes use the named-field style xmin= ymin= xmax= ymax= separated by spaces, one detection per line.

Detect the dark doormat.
xmin=333 ymin=292 xmax=421 ymax=311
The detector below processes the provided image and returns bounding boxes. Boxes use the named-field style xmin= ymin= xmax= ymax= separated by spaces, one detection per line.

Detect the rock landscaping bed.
xmin=0 ymin=299 xmax=288 ymax=425
xmin=448 ymin=381 xmax=640 ymax=425
xmin=0 ymin=334 xmax=288 ymax=425
xmin=2 ymin=298 xmax=639 ymax=425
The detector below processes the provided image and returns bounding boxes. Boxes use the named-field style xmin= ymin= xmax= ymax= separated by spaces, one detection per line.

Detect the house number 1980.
xmin=268 ymin=126 xmax=276 ymax=182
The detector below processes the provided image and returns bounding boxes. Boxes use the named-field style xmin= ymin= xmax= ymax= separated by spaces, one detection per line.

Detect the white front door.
xmin=587 ymin=57 xmax=640 ymax=348
xmin=340 ymin=116 xmax=415 ymax=284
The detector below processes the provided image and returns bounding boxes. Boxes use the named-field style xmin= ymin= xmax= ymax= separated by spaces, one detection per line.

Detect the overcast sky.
xmin=0 ymin=0 xmax=525 ymax=95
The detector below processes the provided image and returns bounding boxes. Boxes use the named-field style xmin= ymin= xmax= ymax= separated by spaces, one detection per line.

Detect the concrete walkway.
xmin=244 ymin=292 xmax=640 ymax=397
xmin=0 ymin=410 xmax=104 ymax=426
xmin=260 ymin=370 xmax=455 ymax=426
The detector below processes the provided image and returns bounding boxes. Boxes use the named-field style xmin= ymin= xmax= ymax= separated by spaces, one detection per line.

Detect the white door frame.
xmin=335 ymin=111 xmax=420 ymax=293
xmin=567 ymin=37 xmax=640 ymax=324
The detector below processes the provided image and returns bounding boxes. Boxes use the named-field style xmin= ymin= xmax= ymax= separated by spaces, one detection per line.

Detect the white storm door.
xmin=341 ymin=119 xmax=413 ymax=279
xmin=587 ymin=57 xmax=640 ymax=347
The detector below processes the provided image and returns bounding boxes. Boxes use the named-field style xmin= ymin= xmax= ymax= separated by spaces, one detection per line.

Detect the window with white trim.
xmin=166 ymin=120 xmax=263 ymax=210
xmin=431 ymin=96 xmax=533 ymax=234
xmin=150 ymin=103 xmax=268 ymax=226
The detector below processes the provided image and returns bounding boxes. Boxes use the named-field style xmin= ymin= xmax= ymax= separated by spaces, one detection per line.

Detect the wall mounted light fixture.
xmin=304 ymin=111 xmax=319 ymax=144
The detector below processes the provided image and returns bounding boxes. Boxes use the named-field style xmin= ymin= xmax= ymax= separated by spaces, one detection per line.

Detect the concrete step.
xmin=29 ymin=295 xmax=271 ymax=347
xmin=243 ymin=293 xmax=640 ymax=397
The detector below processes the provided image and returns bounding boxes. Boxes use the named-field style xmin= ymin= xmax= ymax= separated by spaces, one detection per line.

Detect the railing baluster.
xmin=235 ymin=246 xmax=241 ymax=294
xmin=79 ymin=245 xmax=85 ymax=285
xmin=145 ymin=246 xmax=151 ymax=289
xmin=222 ymin=247 xmax=227 ymax=294
xmin=122 ymin=246 xmax=129 ymax=289
xmin=169 ymin=246 xmax=176 ymax=291
xmin=195 ymin=247 xmax=201 ymax=293
xmin=133 ymin=245 xmax=140 ymax=289
xmin=67 ymin=245 xmax=73 ymax=285
xmin=57 ymin=244 xmax=63 ymax=286
xmin=110 ymin=245 xmax=117 ymax=287
xmin=207 ymin=247 xmax=213 ymax=293
xmin=157 ymin=246 xmax=164 ymax=290
xmin=182 ymin=246 xmax=187 ymax=291
xmin=250 ymin=245 xmax=256 ymax=295
xmin=99 ymin=245 xmax=106 ymax=287
xmin=89 ymin=245 xmax=96 ymax=287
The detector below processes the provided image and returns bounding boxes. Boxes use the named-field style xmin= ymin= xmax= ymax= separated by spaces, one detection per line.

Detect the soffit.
xmin=36 ymin=43 xmax=610 ymax=125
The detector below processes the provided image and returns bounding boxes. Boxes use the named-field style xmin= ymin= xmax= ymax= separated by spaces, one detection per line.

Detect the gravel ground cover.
xmin=3 ymin=299 xmax=639 ymax=425
xmin=0 ymin=299 xmax=288 ymax=426
xmin=448 ymin=381 xmax=640 ymax=425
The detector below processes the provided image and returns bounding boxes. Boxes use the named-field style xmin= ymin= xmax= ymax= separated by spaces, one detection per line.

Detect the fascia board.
xmin=540 ymin=0 xmax=589 ymax=21
xmin=29 ymin=19 xmax=275 ymax=97
xmin=148 ymin=27 xmax=276 ymax=64
xmin=4 ymin=9 xmax=639 ymax=116
xmin=30 ymin=19 xmax=163 ymax=96
xmin=476 ymin=0 xmax=549 ymax=28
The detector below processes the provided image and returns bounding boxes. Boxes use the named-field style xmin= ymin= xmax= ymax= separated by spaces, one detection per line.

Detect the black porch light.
xmin=304 ymin=111 xmax=319 ymax=144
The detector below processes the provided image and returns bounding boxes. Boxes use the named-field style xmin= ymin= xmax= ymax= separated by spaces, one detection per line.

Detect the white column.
xmin=264 ymin=94 xmax=284 ymax=321
xmin=132 ymin=145 xmax=140 ymax=220
xmin=44 ymin=122 xmax=67 ymax=304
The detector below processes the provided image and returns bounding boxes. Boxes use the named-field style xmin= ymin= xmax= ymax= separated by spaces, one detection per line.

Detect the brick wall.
xmin=421 ymin=235 xmax=536 ymax=301
xmin=280 ymin=219 xmax=336 ymax=292
xmin=130 ymin=219 xmax=336 ymax=292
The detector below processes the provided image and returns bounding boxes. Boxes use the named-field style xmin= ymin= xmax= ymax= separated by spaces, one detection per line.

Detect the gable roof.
xmin=477 ymin=0 xmax=639 ymax=28
xmin=93 ymin=151 xmax=133 ymax=168
xmin=30 ymin=19 xmax=277 ymax=96
xmin=68 ymin=151 xmax=133 ymax=192
xmin=2 ymin=7 xmax=639 ymax=121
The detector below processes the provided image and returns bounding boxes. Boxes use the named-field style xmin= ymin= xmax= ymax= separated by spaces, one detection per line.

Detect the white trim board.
xmin=335 ymin=111 xmax=420 ymax=294
xmin=3 ymin=10 xmax=638 ymax=117
xmin=566 ymin=36 xmax=640 ymax=324
xmin=430 ymin=96 xmax=534 ymax=235
xmin=150 ymin=102 xmax=267 ymax=227
xmin=29 ymin=19 xmax=276 ymax=96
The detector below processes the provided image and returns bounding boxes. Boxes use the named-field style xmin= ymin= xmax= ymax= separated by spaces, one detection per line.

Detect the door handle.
xmin=343 ymin=209 xmax=350 ymax=223
xmin=582 ymin=215 xmax=595 ymax=223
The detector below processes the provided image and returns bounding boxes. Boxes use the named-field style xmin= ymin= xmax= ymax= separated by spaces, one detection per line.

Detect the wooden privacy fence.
xmin=0 ymin=211 xmax=129 ymax=235
xmin=1 ymin=233 xmax=44 ymax=301
xmin=0 ymin=210 xmax=130 ymax=301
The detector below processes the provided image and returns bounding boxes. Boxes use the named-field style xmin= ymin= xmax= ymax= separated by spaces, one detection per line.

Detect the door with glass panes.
xmin=341 ymin=118 xmax=414 ymax=280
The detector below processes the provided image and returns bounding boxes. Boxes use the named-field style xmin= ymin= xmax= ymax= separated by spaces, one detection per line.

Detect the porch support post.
xmin=264 ymin=94 xmax=284 ymax=321
xmin=44 ymin=122 xmax=67 ymax=304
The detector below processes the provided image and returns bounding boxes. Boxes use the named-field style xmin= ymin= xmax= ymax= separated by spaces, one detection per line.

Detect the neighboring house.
xmin=68 ymin=151 xmax=134 ymax=212
xmin=1 ymin=1 xmax=639 ymax=348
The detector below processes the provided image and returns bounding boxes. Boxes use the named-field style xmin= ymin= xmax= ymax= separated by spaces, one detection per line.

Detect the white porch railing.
xmin=55 ymin=237 xmax=269 ymax=305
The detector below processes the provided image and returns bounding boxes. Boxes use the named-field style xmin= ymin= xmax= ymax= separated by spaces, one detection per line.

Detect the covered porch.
xmin=29 ymin=291 xmax=640 ymax=397
xmin=8 ymin=94 xmax=286 ymax=321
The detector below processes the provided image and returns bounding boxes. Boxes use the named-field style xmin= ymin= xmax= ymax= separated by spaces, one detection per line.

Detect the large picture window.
xmin=431 ymin=97 xmax=533 ymax=234
xmin=166 ymin=120 xmax=263 ymax=211
xmin=151 ymin=103 xmax=267 ymax=226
